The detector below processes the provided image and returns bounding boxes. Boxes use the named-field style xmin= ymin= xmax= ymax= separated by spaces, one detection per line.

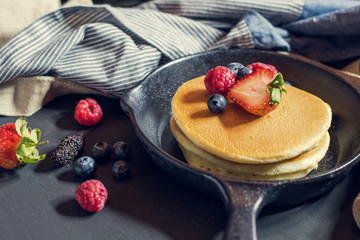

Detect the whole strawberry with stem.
xmin=0 ymin=117 xmax=48 ymax=169
xmin=228 ymin=69 xmax=287 ymax=116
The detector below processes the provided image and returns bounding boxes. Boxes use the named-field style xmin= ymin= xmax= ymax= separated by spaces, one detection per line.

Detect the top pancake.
xmin=171 ymin=76 xmax=332 ymax=164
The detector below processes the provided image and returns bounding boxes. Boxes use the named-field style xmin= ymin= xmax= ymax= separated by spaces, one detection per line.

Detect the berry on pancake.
xmin=247 ymin=62 xmax=278 ymax=78
xmin=228 ymin=69 xmax=286 ymax=115
xmin=204 ymin=66 xmax=236 ymax=95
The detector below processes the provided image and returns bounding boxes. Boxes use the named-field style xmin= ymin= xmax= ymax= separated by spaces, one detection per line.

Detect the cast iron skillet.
xmin=120 ymin=49 xmax=360 ymax=240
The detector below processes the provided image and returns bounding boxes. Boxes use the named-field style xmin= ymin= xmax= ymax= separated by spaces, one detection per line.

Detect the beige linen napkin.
xmin=0 ymin=0 xmax=109 ymax=117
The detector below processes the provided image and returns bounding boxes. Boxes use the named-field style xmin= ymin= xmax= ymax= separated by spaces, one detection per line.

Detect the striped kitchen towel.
xmin=1 ymin=0 xmax=360 ymax=97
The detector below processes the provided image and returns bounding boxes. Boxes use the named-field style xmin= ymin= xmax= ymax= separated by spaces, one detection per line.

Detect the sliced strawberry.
xmin=228 ymin=69 xmax=286 ymax=115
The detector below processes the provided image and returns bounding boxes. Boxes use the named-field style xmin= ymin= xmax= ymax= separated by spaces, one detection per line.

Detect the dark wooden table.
xmin=1 ymin=94 xmax=360 ymax=240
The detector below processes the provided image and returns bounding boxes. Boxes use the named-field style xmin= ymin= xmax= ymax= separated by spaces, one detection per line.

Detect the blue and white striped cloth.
xmin=1 ymin=0 xmax=360 ymax=96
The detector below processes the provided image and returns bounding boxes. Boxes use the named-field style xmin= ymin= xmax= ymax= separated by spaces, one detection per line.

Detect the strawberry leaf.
xmin=22 ymin=149 xmax=45 ymax=163
xmin=269 ymin=73 xmax=287 ymax=106
xmin=20 ymin=136 xmax=37 ymax=146
xmin=15 ymin=117 xmax=27 ymax=137
xmin=16 ymin=144 xmax=27 ymax=158
xmin=30 ymin=128 xmax=41 ymax=142
xmin=13 ymin=117 xmax=49 ymax=166
xmin=270 ymin=88 xmax=281 ymax=106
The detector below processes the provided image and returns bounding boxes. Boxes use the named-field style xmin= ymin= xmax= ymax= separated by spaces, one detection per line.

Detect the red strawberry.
xmin=247 ymin=62 xmax=278 ymax=77
xmin=204 ymin=66 xmax=236 ymax=95
xmin=228 ymin=69 xmax=286 ymax=116
xmin=0 ymin=117 xmax=48 ymax=169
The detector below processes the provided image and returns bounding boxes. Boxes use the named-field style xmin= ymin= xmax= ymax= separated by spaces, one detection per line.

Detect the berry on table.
xmin=112 ymin=160 xmax=131 ymax=180
xmin=73 ymin=156 xmax=96 ymax=179
xmin=51 ymin=134 xmax=85 ymax=167
xmin=91 ymin=141 xmax=111 ymax=163
xmin=60 ymin=134 xmax=85 ymax=151
xmin=75 ymin=179 xmax=108 ymax=212
xmin=204 ymin=66 xmax=236 ymax=95
xmin=111 ymin=141 xmax=130 ymax=161
xmin=0 ymin=117 xmax=47 ymax=169
xmin=51 ymin=146 xmax=76 ymax=168
xmin=74 ymin=98 xmax=103 ymax=126
xmin=207 ymin=94 xmax=226 ymax=114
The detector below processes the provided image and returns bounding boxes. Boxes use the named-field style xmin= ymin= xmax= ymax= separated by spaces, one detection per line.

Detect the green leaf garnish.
xmin=268 ymin=73 xmax=287 ymax=107
xmin=271 ymin=88 xmax=281 ymax=105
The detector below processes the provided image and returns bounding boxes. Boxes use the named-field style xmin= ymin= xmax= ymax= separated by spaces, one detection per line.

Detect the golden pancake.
xmin=171 ymin=76 xmax=332 ymax=164
xmin=170 ymin=117 xmax=330 ymax=180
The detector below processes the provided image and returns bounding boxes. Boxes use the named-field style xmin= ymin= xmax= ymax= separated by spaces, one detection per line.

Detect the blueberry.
xmin=237 ymin=67 xmax=253 ymax=79
xmin=73 ymin=156 xmax=96 ymax=179
xmin=207 ymin=94 xmax=226 ymax=114
xmin=112 ymin=160 xmax=131 ymax=179
xmin=91 ymin=141 xmax=111 ymax=163
xmin=227 ymin=62 xmax=244 ymax=76
xmin=112 ymin=141 xmax=130 ymax=160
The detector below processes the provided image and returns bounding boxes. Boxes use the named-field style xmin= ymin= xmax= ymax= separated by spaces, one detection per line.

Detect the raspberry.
xmin=204 ymin=66 xmax=236 ymax=95
xmin=74 ymin=98 xmax=103 ymax=126
xmin=204 ymin=68 xmax=215 ymax=94
xmin=247 ymin=62 xmax=278 ymax=76
xmin=75 ymin=179 xmax=108 ymax=212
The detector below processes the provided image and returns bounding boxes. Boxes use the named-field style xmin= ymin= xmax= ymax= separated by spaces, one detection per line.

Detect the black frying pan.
xmin=120 ymin=49 xmax=360 ymax=240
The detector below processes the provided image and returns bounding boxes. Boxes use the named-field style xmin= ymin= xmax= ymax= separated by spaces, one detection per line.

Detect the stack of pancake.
xmin=170 ymin=76 xmax=332 ymax=180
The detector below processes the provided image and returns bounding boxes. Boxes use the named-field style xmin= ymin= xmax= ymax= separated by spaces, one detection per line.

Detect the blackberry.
xmin=51 ymin=134 xmax=85 ymax=167
xmin=60 ymin=134 xmax=85 ymax=152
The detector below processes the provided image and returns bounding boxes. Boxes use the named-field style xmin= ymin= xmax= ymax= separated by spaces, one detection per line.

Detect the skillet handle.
xmin=219 ymin=180 xmax=283 ymax=240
